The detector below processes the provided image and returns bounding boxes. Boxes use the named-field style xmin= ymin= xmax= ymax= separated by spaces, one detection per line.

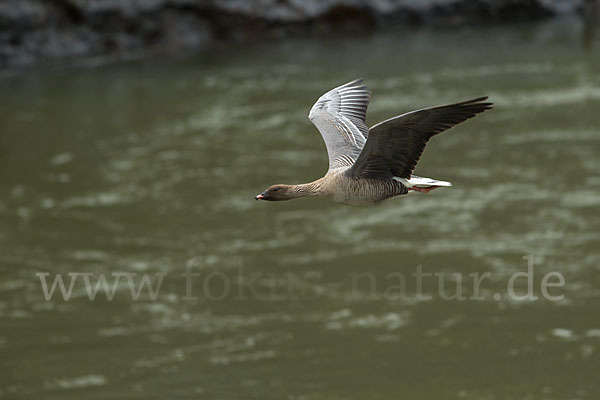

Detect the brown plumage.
xmin=256 ymin=79 xmax=492 ymax=205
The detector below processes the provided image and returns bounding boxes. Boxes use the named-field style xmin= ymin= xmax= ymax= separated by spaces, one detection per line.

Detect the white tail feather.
xmin=394 ymin=176 xmax=452 ymax=188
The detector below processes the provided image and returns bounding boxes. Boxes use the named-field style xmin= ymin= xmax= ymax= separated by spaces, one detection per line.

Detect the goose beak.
xmin=255 ymin=192 xmax=267 ymax=200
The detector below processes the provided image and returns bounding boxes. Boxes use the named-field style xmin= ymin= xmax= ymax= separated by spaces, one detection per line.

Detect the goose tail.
xmin=408 ymin=175 xmax=452 ymax=188
xmin=393 ymin=175 xmax=452 ymax=191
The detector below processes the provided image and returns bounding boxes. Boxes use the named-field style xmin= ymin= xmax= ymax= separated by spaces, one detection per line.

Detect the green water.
xmin=1 ymin=19 xmax=600 ymax=399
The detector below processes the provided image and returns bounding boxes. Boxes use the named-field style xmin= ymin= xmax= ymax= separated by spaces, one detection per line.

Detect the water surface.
xmin=1 ymin=18 xmax=599 ymax=400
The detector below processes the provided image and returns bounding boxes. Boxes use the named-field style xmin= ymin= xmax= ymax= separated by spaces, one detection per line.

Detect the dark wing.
xmin=348 ymin=97 xmax=493 ymax=179
xmin=309 ymin=79 xmax=372 ymax=170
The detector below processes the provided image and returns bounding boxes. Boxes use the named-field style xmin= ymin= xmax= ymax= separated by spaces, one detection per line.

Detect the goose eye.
xmin=273 ymin=188 xmax=280 ymax=192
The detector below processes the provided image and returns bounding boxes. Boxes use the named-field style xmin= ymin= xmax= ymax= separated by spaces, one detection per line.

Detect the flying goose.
xmin=256 ymin=79 xmax=492 ymax=205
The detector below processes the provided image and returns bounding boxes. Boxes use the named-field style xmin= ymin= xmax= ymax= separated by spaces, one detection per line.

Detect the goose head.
xmin=255 ymin=184 xmax=293 ymax=201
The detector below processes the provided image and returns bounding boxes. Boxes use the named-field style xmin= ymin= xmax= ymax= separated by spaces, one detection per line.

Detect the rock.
xmin=0 ymin=0 xmax=590 ymax=67
xmin=160 ymin=10 xmax=212 ymax=48
xmin=0 ymin=0 xmax=48 ymax=29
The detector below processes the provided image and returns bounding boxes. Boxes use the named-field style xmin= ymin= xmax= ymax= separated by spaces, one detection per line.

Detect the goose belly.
xmin=328 ymin=178 xmax=407 ymax=205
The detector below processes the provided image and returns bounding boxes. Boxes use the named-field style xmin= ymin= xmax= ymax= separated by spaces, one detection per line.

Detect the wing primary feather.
xmin=308 ymin=79 xmax=373 ymax=170
xmin=349 ymin=96 xmax=493 ymax=179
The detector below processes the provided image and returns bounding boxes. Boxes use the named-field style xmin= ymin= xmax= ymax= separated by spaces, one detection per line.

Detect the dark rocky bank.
xmin=0 ymin=0 xmax=592 ymax=67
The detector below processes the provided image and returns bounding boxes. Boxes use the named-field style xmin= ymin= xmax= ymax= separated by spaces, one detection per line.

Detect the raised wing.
xmin=309 ymin=79 xmax=371 ymax=170
xmin=349 ymin=97 xmax=493 ymax=179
